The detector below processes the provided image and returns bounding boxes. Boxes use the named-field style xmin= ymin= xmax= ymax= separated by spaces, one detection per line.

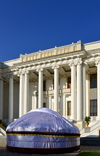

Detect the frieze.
xmin=1 ymin=50 xmax=85 ymax=75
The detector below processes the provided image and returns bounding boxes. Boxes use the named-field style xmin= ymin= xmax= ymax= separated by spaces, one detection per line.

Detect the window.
xmin=90 ymin=100 xmax=97 ymax=116
xmin=43 ymin=81 xmax=46 ymax=91
xmin=68 ymin=77 xmax=71 ymax=88
xmin=43 ymin=103 xmax=46 ymax=108
xmin=67 ymin=101 xmax=71 ymax=115
xmin=90 ymin=74 xmax=97 ymax=88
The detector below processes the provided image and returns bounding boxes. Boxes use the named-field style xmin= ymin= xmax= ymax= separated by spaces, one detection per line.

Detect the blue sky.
xmin=0 ymin=0 xmax=100 ymax=62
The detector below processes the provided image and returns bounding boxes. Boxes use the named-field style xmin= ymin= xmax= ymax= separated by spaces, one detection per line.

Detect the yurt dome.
xmin=6 ymin=108 xmax=80 ymax=154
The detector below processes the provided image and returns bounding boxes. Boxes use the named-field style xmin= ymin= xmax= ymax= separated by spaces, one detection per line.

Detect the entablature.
xmin=20 ymin=40 xmax=83 ymax=63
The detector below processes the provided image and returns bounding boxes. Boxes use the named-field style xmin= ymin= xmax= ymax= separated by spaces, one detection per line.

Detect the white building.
xmin=0 ymin=40 xmax=100 ymax=136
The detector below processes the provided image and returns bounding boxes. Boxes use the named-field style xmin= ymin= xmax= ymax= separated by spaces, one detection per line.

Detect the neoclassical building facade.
xmin=0 ymin=40 xmax=100 ymax=131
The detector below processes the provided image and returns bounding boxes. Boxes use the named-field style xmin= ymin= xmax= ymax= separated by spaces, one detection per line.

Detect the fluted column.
xmin=37 ymin=68 xmax=43 ymax=108
xmin=24 ymin=71 xmax=29 ymax=114
xmin=0 ymin=77 xmax=3 ymax=119
xmin=82 ymin=64 xmax=86 ymax=120
xmin=19 ymin=73 xmax=24 ymax=117
xmin=86 ymin=72 xmax=90 ymax=116
xmin=96 ymin=60 xmax=100 ymax=120
xmin=69 ymin=60 xmax=76 ymax=120
xmin=49 ymin=96 xmax=52 ymax=109
xmin=63 ymin=94 xmax=66 ymax=118
xmin=76 ymin=60 xmax=82 ymax=121
xmin=8 ymin=74 xmax=13 ymax=123
xmin=52 ymin=65 xmax=59 ymax=112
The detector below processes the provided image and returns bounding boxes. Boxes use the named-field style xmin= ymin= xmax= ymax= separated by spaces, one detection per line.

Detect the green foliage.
xmin=0 ymin=119 xmax=2 ymax=124
xmin=77 ymin=151 xmax=100 ymax=156
xmin=84 ymin=116 xmax=91 ymax=123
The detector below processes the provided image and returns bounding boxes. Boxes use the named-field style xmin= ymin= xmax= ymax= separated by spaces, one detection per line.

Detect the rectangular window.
xmin=68 ymin=77 xmax=71 ymax=88
xmin=43 ymin=81 xmax=46 ymax=91
xmin=43 ymin=103 xmax=46 ymax=108
xmin=90 ymin=100 xmax=97 ymax=116
xmin=90 ymin=74 xmax=97 ymax=88
xmin=67 ymin=101 xmax=71 ymax=115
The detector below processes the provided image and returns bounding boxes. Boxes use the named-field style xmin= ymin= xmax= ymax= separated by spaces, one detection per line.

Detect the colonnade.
xmin=0 ymin=61 xmax=83 ymax=123
xmin=0 ymin=59 xmax=100 ymax=123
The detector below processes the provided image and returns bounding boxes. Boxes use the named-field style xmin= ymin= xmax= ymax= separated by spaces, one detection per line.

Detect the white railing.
xmin=0 ymin=128 xmax=6 ymax=136
xmin=80 ymin=128 xmax=85 ymax=135
xmin=63 ymin=88 xmax=71 ymax=93
xmin=90 ymin=121 xmax=100 ymax=132
xmin=80 ymin=121 xmax=100 ymax=137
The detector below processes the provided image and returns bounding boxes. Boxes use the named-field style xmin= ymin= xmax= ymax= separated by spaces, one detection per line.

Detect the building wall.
xmin=0 ymin=40 xmax=100 ymax=129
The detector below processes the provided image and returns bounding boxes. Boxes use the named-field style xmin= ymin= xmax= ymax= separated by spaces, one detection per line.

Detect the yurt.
xmin=6 ymin=108 xmax=80 ymax=154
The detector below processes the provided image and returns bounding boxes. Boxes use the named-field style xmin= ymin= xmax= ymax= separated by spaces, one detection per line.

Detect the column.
xmin=96 ymin=60 xmax=100 ymax=120
xmin=86 ymin=73 xmax=90 ymax=116
xmin=53 ymin=66 xmax=59 ymax=112
xmin=77 ymin=63 xmax=82 ymax=121
xmin=69 ymin=60 xmax=76 ymax=120
xmin=8 ymin=75 xmax=13 ymax=123
xmin=0 ymin=78 xmax=3 ymax=119
xmin=38 ymin=68 xmax=43 ymax=108
xmin=49 ymin=96 xmax=51 ymax=109
xmin=63 ymin=94 xmax=66 ymax=118
xmin=82 ymin=64 xmax=86 ymax=120
xmin=24 ymin=71 xmax=29 ymax=113
xmin=33 ymin=90 xmax=37 ymax=109
xmin=19 ymin=74 xmax=24 ymax=117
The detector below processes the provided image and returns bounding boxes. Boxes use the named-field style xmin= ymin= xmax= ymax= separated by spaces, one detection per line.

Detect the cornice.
xmin=1 ymin=50 xmax=85 ymax=75
xmin=13 ymin=50 xmax=85 ymax=68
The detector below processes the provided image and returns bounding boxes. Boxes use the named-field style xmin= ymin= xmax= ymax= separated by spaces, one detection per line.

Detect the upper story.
xmin=0 ymin=40 xmax=100 ymax=80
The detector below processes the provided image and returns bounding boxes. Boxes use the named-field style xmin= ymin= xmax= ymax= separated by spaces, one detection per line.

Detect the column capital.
xmin=52 ymin=63 xmax=59 ymax=70
xmin=18 ymin=68 xmax=29 ymax=76
xmin=68 ymin=59 xmax=75 ymax=67
xmin=95 ymin=58 xmax=100 ymax=66
xmin=36 ymin=66 xmax=43 ymax=72
xmin=68 ymin=58 xmax=82 ymax=67
xmin=74 ymin=58 xmax=82 ymax=65
xmin=24 ymin=70 xmax=29 ymax=75
xmin=7 ymin=72 xmax=14 ymax=79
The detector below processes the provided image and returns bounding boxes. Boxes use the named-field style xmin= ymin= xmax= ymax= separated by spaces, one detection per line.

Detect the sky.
xmin=0 ymin=0 xmax=100 ymax=62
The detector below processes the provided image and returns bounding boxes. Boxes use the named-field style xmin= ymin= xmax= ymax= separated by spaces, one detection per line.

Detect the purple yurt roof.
xmin=6 ymin=108 xmax=80 ymax=154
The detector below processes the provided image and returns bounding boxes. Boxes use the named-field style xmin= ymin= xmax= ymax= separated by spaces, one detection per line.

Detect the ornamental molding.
xmin=18 ymin=69 xmax=26 ymax=76
xmin=6 ymin=72 xmax=14 ymax=79
xmin=52 ymin=62 xmax=60 ymax=70
xmin=1 ymin=50 xmax=85 ymax=74
xmin=74 ymin=58 xmax=82 ymax=65
xmin=85 ymin=64 xmax=90 ymax=74
xmin=13 ymin=50 xmax=85 ymax=69
xmin=68 ymin=59 xmax=75 ymax=67
xmin=95 ymin=57 xmax=100 ymax=66
xmin=36 ymin=66 xmax=43 ymax=72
